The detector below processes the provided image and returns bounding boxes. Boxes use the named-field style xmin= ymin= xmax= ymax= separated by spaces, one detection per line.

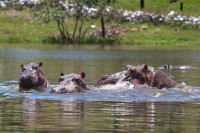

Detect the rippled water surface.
xmin=0 ymin=45 xmax=200 ymax=132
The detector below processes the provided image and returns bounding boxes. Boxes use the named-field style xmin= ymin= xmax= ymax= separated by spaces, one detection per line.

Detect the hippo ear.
xmin=126 ymin=65 xmax=131 ymax=70
xmin=38 ymin=62 xmax=43 ymax=67
xmin=21 ymin=64 xmax=24 ymax=69
xmin=60 ymin=73 xmax=64 ymax=76
xmin=81 ymin=72 xmax=85 ymax=79
xmin=142 ymin=64 xmax=148 ymax=71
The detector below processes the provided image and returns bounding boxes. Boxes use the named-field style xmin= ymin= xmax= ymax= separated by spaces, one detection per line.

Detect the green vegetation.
xmin=119 ymin=0 xmax=200 ymax=16
xmin=121 ymin=23 xmax=200 ymax=45
xmin=0 ymin=0 xmax=200 ymax=46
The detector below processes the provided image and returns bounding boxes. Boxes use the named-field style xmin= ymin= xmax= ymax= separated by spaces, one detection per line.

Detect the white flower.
xmin=90 ymin=25 xmax=96 ymax=28
xmin=168 ymin=10 xmax=175 ymax=16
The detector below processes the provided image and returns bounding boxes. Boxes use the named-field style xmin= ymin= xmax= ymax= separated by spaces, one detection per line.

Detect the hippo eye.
xmin=101 ymin=77 xmax=107 ymax=80
xmin=22 ymin=68 xmax=25 ymax=72
xmin=136 ymin=74 xmax=141 ymax=78
xmin=58 ymin=77 xmax=64 ymax=82
xmin=32 ymin=66 xmax=38 ymax=70
xmin=72 ymin=77 xmax=80 ymax=83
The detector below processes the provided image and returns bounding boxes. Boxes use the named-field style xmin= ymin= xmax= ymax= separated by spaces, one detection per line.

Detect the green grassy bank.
xmin=119 ymin=0 xmax=200 ymax=16
xmin=0 ymin=0 xmax=200 ymax=46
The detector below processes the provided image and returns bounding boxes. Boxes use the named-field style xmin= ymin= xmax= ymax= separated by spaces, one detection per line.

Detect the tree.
xmin=31 ymin=0 xmax=99 ymax=43
xmin=31 ymin=0 xmax=119 ymax=43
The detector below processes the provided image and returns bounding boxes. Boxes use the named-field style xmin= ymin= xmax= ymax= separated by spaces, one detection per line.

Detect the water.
xmin=0 ymin=44 xmax=200 ymax=132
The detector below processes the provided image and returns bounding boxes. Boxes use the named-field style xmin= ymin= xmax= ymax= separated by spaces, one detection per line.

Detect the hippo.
xmin=125 ymin=64 xmax=177 ymax=89
xmin=95 ymin=71 xmax=127 ymax=87
xmin=95 ymin=64 xmax=155 ymax=87
xmin=158 ymin=64 xmax=197 ymax=70
xmin=19 ymin=62 xmax=49 ymax=90
xmin=123 ymin=65 xmax=154 ymax=87
xmin=153 ymin=69 xmax=177 ymax=89
xmin=51 ymin=72 xmax=90 ymax=93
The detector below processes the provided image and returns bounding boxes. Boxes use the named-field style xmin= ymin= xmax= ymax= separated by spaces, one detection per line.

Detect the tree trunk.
xmin=73 ymin=15 xmax=80 ymax=40
xmin=101 ymin=17 xmax=105 ymax=38
xmin=78 ymin=16 xmax=86 ymax=39
xmin=56 ymin=19 xmax=66 ymax=41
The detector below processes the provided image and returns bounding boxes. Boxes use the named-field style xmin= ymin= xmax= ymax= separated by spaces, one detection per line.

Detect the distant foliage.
xmin=30 ymin=0 xmax=120 ymax=43
xmin=169 ymin=0 xmax=177 ymax=3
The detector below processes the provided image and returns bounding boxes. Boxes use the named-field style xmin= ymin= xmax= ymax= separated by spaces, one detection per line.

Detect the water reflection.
xmin=0 ymin=96 xmax=200 ymax=132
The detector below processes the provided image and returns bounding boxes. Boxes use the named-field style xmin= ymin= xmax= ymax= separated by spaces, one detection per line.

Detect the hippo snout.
xmin=20 ymin=75 xmax=34 ymax=81
xmin=51 ymin=86 xmax=74 ymax=93
xmin=19 ymin=75 xmax=38 ymax=88
xmin=50 ymin=88 xmax=56 ymax=93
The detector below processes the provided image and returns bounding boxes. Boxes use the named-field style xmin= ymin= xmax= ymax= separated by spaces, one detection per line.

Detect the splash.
xmin=172 ymin=82 xmax=200 ymax=93
xmin=93 ymin=81 xmax=134 ymax=91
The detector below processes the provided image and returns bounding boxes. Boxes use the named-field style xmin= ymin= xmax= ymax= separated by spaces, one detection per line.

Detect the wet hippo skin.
xmin=95 ymin=70 xmax=127 ymax=87
xmin=51 ymin=72 xmax=90 ymax=93
xmin=19 ymin=62 xmax=49 ymax=90
xmin=125 ymin=64 xmax=177 ymax=89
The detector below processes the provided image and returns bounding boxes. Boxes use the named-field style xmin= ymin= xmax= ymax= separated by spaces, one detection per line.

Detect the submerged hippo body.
xmin=95 ymin=71 xmax=127 ymax=87
xmin=158 ymin=64 xmax=197 ymax=70
xmin=51 ymin=72 xmax=90 ymax=93
xmin=152 ymin=69 xmax=177 ymax=89
xmin=124 ymin=64 xmax=177 ymax=89
xmin=19 ymin=62 xmax=49 ymax=90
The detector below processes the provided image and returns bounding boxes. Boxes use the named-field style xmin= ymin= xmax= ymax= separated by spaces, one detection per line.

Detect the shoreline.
xmin=1 ymin=43 xmax=200 ymax=51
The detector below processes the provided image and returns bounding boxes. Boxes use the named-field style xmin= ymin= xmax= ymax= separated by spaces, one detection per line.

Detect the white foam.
xmin=153 ymin=92 xmax=163 ymax=97
xmin=94 ymin=81 xmax=134 ymax=91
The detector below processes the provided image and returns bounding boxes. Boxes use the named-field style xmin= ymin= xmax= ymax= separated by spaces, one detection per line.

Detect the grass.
xmin=0 ymin=0 xmax=200 ymax=46
xmin=120 ymin=22 xmax=200 ymax=45
xmin=118 ymin=0 xmax=200 ymax=16
xmin=0 ymin=10 xmax=58 ymax=43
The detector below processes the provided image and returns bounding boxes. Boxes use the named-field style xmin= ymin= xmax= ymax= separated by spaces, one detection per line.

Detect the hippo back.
xmin=95 ymin=71 xmax=127 ymax=87
xmin=153 ymin=69 xmax=177 ymax=89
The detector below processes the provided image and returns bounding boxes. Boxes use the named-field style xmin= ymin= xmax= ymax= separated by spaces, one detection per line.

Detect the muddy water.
xmin=0 ymin=45 xmax=200 ymax=132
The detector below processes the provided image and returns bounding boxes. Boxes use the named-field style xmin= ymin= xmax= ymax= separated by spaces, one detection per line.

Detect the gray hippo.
xmin=125 ymin=64 xmax=177 ymax=89
xmin=51 ymin=72 xmax=90 ymax=93
xmin=19 ymin=62 xmax=49 ymax=90
xmin=158 ymin=64 xmax=197 ymax=70
xmin=95 ymin=70 xmax=127 ymax=87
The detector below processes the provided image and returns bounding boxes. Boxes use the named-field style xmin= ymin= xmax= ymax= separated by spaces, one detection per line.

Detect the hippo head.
xmin=95 ymin=75 xmax=119 ymax=87
xmin=123 ymin=65 xmax=154 ymax=86
xmin=51 ymin=72 xmax=90 ymax=93
xmin=19 ymin=62 xmax=46 ymax=89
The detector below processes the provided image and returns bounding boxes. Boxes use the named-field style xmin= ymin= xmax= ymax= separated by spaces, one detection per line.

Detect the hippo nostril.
xmin=50 ymin=88 xmax=55 ymax=93
xmin=60 ymin=87 xmax=66 ymax=93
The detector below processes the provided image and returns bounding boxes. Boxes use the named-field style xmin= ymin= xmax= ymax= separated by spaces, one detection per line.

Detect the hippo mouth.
xmin=51 ymin=83 xmax=90 ymax=93
xmin=19 ymin=75 xmax=38 ymax=88
xmin=51 ymin=86 xmax=79 ymax=93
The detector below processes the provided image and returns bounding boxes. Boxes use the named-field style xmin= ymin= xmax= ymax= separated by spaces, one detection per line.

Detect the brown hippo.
xmin=158 ymin=64 xmax=197 ymax=70
xmin=123 ymin=65 xmax=154 ymax=87
xmin=19 ymin=62 xmax=49 ymax=90
xmin=124 ymin=64 xmax=177 ymax=89
xmin=95 ymin=64 xmax=155 ymax=87
xmin=51 ymin=72 xmax=90 ymax=93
